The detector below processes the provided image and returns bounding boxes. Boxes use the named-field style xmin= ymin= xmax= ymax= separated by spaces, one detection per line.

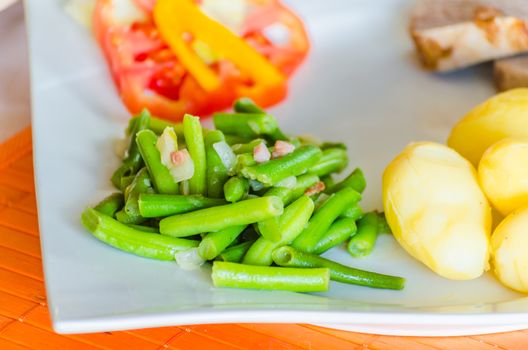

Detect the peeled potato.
xmin=478 ymin=139 xmax=528 ymax=216
xmin=491 ymin=206 xmax=528 ymax=293
xmin=383 ymin=142 xmax=491 ymax=280
xmin=447 ymin=88 xmax=528 ymax=166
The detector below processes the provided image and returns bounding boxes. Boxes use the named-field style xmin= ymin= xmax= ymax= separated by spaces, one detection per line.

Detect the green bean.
xmin=245 ymin=106 xmax=287 ymax=139
xmin=213 ymin=112 xmax=287 ymax=141
xmin=126 ymin=114 xmax=139 ymax=135
xmin=291 ymin=187 xmax=361 ymax=253
xmin=262 ymin=186 xmax=292 ymax=204
xmin=115 ymin=169 xmax=154 ymax=224
xmin=218 ymin=240 xmax=255 ymax=263
xmin=241 ymin=238 xmax=277 ymax=266
xmin=94 ymin=193 xmax=124 ymax=217
xmin=287 ymin=174 xmax=320 ymax=205
xmin=233 ymin=153 xmax=256 ymax=175
xmin=257 ymin=194 xmax=314 ymax=243
xmin=150 ymin=117 xmax=183 ymax=136
xmin=376 ymin=211 xmax=391 ymax=234
xmin=81 ymin=208 xmax=198 ymax=260
xmin=138 ymin=193 xmax=226 ymax=218
xmin=321 ymin=175 xmax=335 ymax=189
xmin=214 ymin=113 xmax=271 ymax=138
xmin=224 ymin=134 xmax=252 ymax=145
xmin=233 ymin=97 xmax=265 ymax=114
xmin=272 ymin=246 xmax=405 ymax=290
xmin=348 ymin=212 xmax=379 ymax=257
xmin=313 ymin=218 xmax=357 ymax=254
xmin=257 ymin=186 xmax=293 ymax=235
xmin=223 ymin=177 xmax=249 ymax=203
xmin=241 ymin=146 xmax=322 ymax=186
xmin=212 ymin=261 xmax=330 ymax=292
xmin=244 ymin=196 xmax=314 ymax=265
xmin=231 ymin=139 xmax=266 ymax=154
xmin=123 ymin=168 xmax=154 ymax=216
xmin=136 ymin=129 xmax=179 ymax=194
xmin=340 ymin=204 xmax=364 ymax=221
xmin=320 ymin=142 xmax=347 ymax=150
xmin=159 ymin=196 xmax=284 ymax=237
xmin=205 ymin=130 xmax=229 ymax=198
xmin=198 ymin=225 xmax=246 ymax=260
xmin=183 ymin=114 xmax=207 ymax=195
xmin=128 ymin=224 xmax=159 ymax=233
xmin=308 ymin=148 xmax=348 ymax=177
xmin=111 ymin=110 xmax=150 ymax=188
xmin=115 ymin=209 xmax=142 ymax=224
xmin=327 ymin=168 xmax=366 ymax=194
xmin=120 ymin=175 xmax=135 ymax=192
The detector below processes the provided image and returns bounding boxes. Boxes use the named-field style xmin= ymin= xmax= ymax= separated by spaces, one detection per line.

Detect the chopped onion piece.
xmin=168 ymin=150 xmax=195 ymax=182
xmin=175 ymin=248 xmax=205 ymax=270
xmin=213 ymin=141 xmax=237 ymax=171
xmin=156 ymin=127 xmax=179 ymax=168
xmin=274 ymin=176 xmax=297 ymax=189
xmin=253 ymin=142 xmax=271 ymax=163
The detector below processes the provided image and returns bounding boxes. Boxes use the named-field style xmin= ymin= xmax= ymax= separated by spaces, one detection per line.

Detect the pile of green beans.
xmin=82 ymin=99 xmax=404 ymax=294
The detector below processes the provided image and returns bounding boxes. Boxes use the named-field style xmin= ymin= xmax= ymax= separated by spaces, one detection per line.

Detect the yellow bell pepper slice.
xmin=153 ymin=0 xmax=286 ymax=98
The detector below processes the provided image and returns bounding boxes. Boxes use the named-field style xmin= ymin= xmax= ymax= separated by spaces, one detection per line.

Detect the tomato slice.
xmin=241 ymin=1 xmax=310 ymax=76
xmin=94 ymin=0 xmax=309 ymax=121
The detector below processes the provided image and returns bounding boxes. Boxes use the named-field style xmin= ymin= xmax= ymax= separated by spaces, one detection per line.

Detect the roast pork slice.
xmin=410 ymin=0 xmax=528 ymax=72
xmin=494 ymin=55 xmax=528 ymax=91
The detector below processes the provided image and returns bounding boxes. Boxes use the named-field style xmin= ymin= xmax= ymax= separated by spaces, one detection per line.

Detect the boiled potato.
xmin=447 ymin=88 xmax=528 ymax=166
xmin=491 ymin=206 xmax=528 ymax=293
xmin=383 ymin=142 xmax=491 ymax=280
xmin=478 ymin=139 xmax=528 ymax=216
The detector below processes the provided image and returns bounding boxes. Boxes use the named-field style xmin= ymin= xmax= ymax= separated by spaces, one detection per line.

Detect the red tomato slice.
xmin=94 ymin=0 xmax=309 ymax=121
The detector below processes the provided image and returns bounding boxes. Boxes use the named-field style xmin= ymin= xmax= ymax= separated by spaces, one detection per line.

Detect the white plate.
xmin=27 ymin=0 xmax=528 ymax=336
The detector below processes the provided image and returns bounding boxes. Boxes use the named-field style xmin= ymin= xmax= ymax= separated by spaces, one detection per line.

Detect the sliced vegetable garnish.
xmin=94 ymin=0 xmax=308 ymax=120
xmin=154 ymin=0 xmax=286 ymax=102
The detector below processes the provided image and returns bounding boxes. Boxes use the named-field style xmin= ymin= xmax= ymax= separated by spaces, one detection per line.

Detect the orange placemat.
xmin=1 ymin=127 xmax=528 ymax=350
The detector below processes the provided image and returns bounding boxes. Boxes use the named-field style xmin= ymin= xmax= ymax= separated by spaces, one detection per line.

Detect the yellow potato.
xmin=478 ymin=139 xmax=528 ymax=216
xmin=447 ymin=88 xmax=528 ymax=166
xmin=383 ymin=142 xmax=491 ymax=280
xmin=491 ymin=206 xmax=528 ymax=293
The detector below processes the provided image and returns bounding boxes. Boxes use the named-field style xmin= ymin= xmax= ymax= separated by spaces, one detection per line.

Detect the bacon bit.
xmin=305 ymin=181 xmax=326 ymax=196
xmin=253 ymin=142 xmax=271 ymax=163
xmin=272 ymin=140 xmax=295 ymax=158
xmin=171 ymin=150 xmax=187 ymax=165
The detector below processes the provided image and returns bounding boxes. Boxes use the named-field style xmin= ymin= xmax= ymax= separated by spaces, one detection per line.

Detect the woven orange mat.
xmin=0 ymin=128 xmax=527 ymax=349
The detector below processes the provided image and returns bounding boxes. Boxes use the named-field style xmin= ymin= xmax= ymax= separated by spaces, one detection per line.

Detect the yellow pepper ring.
xmin=154 ymin=0 xmax=286 ymax=95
